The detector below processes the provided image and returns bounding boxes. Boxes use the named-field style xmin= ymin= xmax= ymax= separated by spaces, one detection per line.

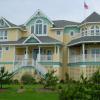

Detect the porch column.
xmin=37 ymin=46 xmax=41 ymax=61
xmin=57 ymin=45 xmax=60 ymax=61
xmin=54 ymin=45 xmax=57 ymax=54
xmin=25 ymin=46 xmax=29 ymax=59
xmin=82 ymin=44 xmax=85 ymax=62
xmin=68 ymin=47 xmax=69 ymax=63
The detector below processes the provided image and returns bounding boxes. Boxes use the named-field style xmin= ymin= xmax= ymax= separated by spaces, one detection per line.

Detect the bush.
xmin=12 ymin=79 xmax=19 ymax=84
xmin=21 ymin=74 xmax=36 ymax=84
xmin=43 ymin=70 xmax=58 ymax=90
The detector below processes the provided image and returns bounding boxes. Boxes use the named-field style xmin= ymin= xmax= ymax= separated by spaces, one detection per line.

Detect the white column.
xmin=54 ymin=45 xmax=57 ymax=54
xmin=25 ymin=46 xmax=29 ymax=59
xmin=57 ymin=45 xmax=60 ymax=61
xmin=13 ymin=46 xmax=16 ymax=72
xmin=38 ymin=46 xmax=41 ymax=61
xmin=68 ymin=47 xmax=69 ymax=63
xmin=57 ymin=45 xmax=60 ymax=55
xmin=82 ymin=44 xmax=85 ymax=62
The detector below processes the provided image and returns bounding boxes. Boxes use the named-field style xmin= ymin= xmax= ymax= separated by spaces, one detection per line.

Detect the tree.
xmin=0 ymin=67 xmax=14 ymax=89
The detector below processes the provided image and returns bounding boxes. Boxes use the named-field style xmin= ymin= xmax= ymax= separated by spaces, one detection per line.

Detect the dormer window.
xmin=31 ymin=19 xmax=47 ymax=36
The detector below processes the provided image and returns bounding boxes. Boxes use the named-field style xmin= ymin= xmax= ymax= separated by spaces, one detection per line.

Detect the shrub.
xmin=0 ymin=67 xmax=14 ymax=88
xmin=21 ymin=74 xmax=36 ymax=84
xmin=43 ymin=70 xmax=58 ymax=90
xmin=12 ymin=79 xmax=19 ymax=84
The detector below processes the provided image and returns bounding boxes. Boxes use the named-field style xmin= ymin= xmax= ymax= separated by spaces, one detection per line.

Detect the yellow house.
xmin=0 ymin=10 xmax=100 ymax=80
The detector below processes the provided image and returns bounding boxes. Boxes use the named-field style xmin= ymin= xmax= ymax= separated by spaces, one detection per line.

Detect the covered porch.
xmin=68 ymin=43 xmax=100 ymax=63
xmin=15 ymin=44 xmax=62 ymax=67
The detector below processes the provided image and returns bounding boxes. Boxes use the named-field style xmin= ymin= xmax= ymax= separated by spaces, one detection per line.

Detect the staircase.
xmin=12 ymin=58 xmax=47 ymax=78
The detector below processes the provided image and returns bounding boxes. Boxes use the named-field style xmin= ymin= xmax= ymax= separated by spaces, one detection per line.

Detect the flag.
xmin=84 ymin=2 xmax=89 ymax=9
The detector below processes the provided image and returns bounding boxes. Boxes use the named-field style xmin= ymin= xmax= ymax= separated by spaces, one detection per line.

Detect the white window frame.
xmin=0 ymin=30 xmax=7 ymax=41
xmin=30 ymin=19 xmax=48 ymax=36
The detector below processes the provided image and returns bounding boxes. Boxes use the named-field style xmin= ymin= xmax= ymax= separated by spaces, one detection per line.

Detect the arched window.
xmin=90 ymin=26 xmax=95 ymax=35
xmin=36 ymin=20 xmax=42 ymax=34
xmin=31 ymin=19 xmax=47 ymax=35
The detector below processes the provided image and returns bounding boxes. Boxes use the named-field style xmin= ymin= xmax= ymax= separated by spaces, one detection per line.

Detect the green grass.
xmin=0 ymin=84 xmax=59 ymax=100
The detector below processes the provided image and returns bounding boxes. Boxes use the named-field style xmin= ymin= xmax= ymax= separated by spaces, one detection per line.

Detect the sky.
xmin=0 ymin=0 xmax=100 ymax=25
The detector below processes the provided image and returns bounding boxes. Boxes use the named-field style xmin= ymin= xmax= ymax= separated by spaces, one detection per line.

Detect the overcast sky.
xmin=0 ymin=0 xmax=100 ymax=25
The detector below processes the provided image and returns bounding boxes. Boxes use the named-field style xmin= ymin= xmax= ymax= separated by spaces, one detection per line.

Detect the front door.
xmin=33 ymin=49 xmax=38 ymax=61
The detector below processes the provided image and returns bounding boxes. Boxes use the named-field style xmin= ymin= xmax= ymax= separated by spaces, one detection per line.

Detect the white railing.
xmin=16 ymin=55 xmax=53 ymax=62
xmin=40 ymin=55 xmax=53 ymax=62
xmin=13 ymin=55 xmax=47 ymax=77
xmin=69 ymin=54 xmax=100 ymax=63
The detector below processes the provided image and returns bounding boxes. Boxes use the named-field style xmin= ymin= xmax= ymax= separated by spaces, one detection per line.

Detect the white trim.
xmin=0 ymin=17 xmax=11 ymax=27
xmin=24 ymin=9 xmax=54 ymax=25
xmin=79 ymin=22 xmax=100 ymax=27
xmin=0 ymin=42 xmax=62 ymax=46
xmin=23 ymin=34 xmax=42 ymax=44
xmin=51 ymin=28 xmax=64 ymax=30
xmin=67 ymin=41 xmax=100 ymax=46
xmin=64 ymin=25 xmax=78 ymax=28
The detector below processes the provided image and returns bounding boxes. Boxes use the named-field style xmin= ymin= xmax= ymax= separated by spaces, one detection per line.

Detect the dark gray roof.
xmin=0 ymin=37 xmax=26 ymax=45
xmin=0 ymin=36 xmax=61 ymax=45
xmin=18 ymin=24 xmax=26 ymax=30
xmin=53 ymin=20 xmax=79 ymax=28
xmin=37 ymin=36 xmax=61 ymax=43
xmin=81 ymin=12 xmax=100 ymax=24
xmin=68 ymin=36 xmax=100 ymax=46
xmin=4 ymin=18 xmax=17 ymax=27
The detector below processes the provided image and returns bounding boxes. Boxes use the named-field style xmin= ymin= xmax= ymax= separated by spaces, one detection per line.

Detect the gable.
xmin=0 ymin=19 xmax=9 ymax=28
xmin=25 ymin=37 xmax=39 ymax=43
xmin=25 ymin=9 xmax=54 ymax=26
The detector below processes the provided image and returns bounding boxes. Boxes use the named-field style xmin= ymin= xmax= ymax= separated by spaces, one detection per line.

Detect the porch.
xmin=14 ymin=45 xmax=62 ymax=67
xmin=68 ymin=43 xmax=100 ymax=63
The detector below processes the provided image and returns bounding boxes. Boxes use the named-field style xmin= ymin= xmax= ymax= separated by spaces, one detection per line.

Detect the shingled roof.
xmin=3 ymin=18 xmax=17 ymax=27
xmin=68 ymin=36 xmax=100 ymax=46
xmin=53 ymin=20 xmax=79 ymax=28
xmin=0 ymin=36 xmax=61 ymax=45
xmin=81 ymin=12 xmax=100 ymax=24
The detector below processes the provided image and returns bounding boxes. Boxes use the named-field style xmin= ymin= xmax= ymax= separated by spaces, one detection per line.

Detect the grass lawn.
xmin=0 ymin=84 xmax=59 ymax=100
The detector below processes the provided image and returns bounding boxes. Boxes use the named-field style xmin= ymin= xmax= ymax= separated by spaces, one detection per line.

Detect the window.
xmin=44 ymin=25 xmax=47 ymax=34
xmin=31 ymin=26 xmax=34 ymax=34
xmin=81 ymin=28 xmax=84 ymax=36
xmin=35 ymin=20 xmax=42 ymax=34
xmin=0 ymin=30 xmax=7 ymax=40
xmin=57 ymin=30 xmax=61 ymax=35
xmin=70 ymin=31 xmax=74 ymax=36
xmin=5 ymin=47 xmax=9 ymax=51
xmin=31 ymin=19 xmax=47 ymax=35
xmin=0 ymin=19 xmax=5 ymax=26
xmin=0 ymin=47 xmax=2 ymax=59
xmin=91 ymin=26 xmax=95 ymax=35
xmin=96 ymin=26 xmax=100 ymax=35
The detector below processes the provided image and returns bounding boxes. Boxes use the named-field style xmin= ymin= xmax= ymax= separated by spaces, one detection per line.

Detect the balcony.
xmin=69 ymin=54 xmax=100 ymax=63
